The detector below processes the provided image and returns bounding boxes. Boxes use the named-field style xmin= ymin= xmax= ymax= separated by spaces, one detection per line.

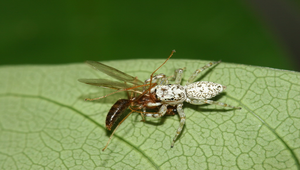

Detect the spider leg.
xmin=144 ymin=73 xmax=168 ymax=85
xmin=187 ymin=99 xmax=241 ymax=109
xmin=187 ymin=61 xmax=221 ymax=85
xmin=173 ymin=68 xmax=185 ymax=84
xmin=171 ymin=104 xmax=185 ymax=148
xmin=144 ymin=103 xmax=167 ymax=118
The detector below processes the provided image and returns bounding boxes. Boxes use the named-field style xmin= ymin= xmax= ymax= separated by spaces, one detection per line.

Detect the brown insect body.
xmin=106 ymin=99 xmax=131 ymax=130
xmin=133 ymin=93 xmax=157 ymax=109
xmin=105 ymin=92 xmax=159 ymax=130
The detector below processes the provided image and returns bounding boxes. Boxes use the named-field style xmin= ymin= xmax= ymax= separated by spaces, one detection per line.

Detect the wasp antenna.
xmin=150 ymin=50 xmax=176 ymax=87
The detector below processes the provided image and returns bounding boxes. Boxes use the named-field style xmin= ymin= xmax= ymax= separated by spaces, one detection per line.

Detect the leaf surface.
xmin=0 ymin=59 xmax=299 ymax=169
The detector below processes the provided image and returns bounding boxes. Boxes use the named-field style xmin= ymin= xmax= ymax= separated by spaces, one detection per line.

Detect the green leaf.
xmin=0 ymin=59 xmax=299 ymax=169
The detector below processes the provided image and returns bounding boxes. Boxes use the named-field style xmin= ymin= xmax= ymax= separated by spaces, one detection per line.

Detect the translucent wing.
xmin=78 ymin=79 xmax=144 ymax=92
xmin=85 ymin=61 xmax=143 ymax=86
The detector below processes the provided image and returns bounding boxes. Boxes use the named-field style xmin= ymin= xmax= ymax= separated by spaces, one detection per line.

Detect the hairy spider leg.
xmin=171 ymin=104 xmax=185 ymax=148
xmin=187 ymin=60 xmax=221 ymax=85
xmin=144 ymin=74 xmax=168 ymax=85
xmin=173 ymin=68 xmax=185 ymax=84
xmin=143 ymin=103 xmax=186 ymax=148
xmin=187 ymin=99 xmax=242 ymax=109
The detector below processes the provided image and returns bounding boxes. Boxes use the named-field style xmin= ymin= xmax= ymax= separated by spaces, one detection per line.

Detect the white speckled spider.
xmin=143 ymin=60 xmax=242 ymax=148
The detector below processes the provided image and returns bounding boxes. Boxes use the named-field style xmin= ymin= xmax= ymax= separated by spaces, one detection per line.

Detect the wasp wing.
xmin=85 ymin=61 xmax=144 ymax=86
xmin=78 ymin=79 xmax=144 ymax=92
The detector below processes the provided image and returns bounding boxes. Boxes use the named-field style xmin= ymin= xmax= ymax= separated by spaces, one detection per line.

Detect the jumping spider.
xmin=142 ymin=60 xmax=241 ymax=147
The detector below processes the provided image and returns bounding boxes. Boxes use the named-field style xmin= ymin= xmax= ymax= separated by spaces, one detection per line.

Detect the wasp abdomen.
xmin=106 ymin=99 xmax=131 ymax=130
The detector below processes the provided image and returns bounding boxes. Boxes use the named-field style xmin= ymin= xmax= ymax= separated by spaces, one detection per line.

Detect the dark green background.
xmin=0 ymin=1 xmax=296 ymax=70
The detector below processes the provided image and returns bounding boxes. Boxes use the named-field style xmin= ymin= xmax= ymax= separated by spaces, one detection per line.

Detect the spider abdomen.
xmin=186 ymin=81 xmax=224 ymax=100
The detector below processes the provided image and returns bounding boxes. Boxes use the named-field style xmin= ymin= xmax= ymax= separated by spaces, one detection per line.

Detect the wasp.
xmin=79 ymin=50 xmax=176 ymax=151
